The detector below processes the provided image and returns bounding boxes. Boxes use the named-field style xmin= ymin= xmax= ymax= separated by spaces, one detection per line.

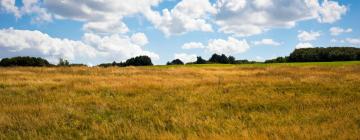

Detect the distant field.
xmin=0 ymin=62 xmax=360 ymax=139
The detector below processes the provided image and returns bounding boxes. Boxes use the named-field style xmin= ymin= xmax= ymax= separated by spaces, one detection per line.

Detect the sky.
xmin=0 ymin=0 xmax=359 ymax=65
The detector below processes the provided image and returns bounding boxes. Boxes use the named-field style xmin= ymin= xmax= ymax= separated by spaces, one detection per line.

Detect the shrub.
xmin=209 ymin=54 xmax=234 ymax=64
xmin=124 ymin=56 xmax=153 ymax=66
xmin=265 ymin=57 xmax=289 ymax=63
xmin=0 ymin=56 xmax=51 ymax=67
xmin=195 ymin=56 xmax=207 ymax=64
xmin=58 ymin=58 xmax=70 ymax=66
xmin=167 ymin=59 xmax=184 ymax=65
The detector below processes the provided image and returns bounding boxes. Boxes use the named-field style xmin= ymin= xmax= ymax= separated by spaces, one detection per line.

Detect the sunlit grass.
xmin=0 ymin=62 xmax=360 ymax=139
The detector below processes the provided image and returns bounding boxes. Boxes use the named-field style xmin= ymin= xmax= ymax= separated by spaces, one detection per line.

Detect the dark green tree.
xmin=219 ymin=54 xmax=230 ymax=64
xmin=195 ymin=56 xmax=207 ymax=64
xmin=209 ymin=54 xmax=221 ymax=63
xmin=167 ymin=59 xmax=184 ymax=65
xmin=124 ymin=56 xmax=153 ymax=66
xmin=0 ymin=56 xmax=51 ymax=67
xmin=228 ymin=56 xmax=236 ymax=64
xmin=209 ymin=54 xmax=231 ymax=64
xmin=288 ymin=47 xmax=360 ymax=62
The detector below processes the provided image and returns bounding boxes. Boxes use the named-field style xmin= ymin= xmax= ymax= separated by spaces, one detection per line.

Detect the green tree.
xmin=124 ymin=56 xmax=153 ymax=66
xmin=167 ymin=59 xmax=184 ymax=65
xmin=289 ymin=47 xmax=360 ymax=62
xmin=58 ymin=58 xmax=70 ymax=66
xmin=228 ymin=56 xmax=236 ymax=64
xmin=195 ymin=56 xmax=207 ymax=64
xmin=0 ymin=56 xmax=51 ymax=67
xmin=209 ymin=54 xmax=221 ymax=63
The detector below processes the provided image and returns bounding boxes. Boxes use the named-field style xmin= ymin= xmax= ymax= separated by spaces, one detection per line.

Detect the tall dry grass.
xmin=0 ymin=62 xmax=360 ymax=139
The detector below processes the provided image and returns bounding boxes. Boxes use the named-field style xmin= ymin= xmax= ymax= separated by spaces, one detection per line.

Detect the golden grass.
xmin=0 ymin=62 xmax=360 ymax=139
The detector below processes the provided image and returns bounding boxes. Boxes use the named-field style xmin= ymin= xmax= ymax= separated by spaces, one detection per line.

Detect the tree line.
xmin=1 ymin=47 xmax=359 ymax=67
xmin=167 ymin=53 xmax=257 ymax=65
xmin=0 ymin=57 xmax=85 ymax=67
xmin=99 ymin=56 xmax=153 ymax=67
xmin=0 ymin=56 xmax=52 ymax=67
xmin=265 ymin=47 xmax=360 ymax=63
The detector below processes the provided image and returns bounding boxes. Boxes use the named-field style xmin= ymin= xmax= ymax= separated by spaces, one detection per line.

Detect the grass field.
xmin=0 ymin=61 xmax=360 ymax=139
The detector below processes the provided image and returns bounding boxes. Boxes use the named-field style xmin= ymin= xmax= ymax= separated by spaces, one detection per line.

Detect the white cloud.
xmin=181 ymin=42 xmax=205 ymax=49
xmin=253 ymin=0 xmax=273 ymax=9
xmin=0 ymin=0 xmax=20 ymax=17
xmin=174 ymin=53 xmax=197 ymax=63
xmin=345 ymin=38 xmax=360 ymax=46
xmin=224 ymin=0 xmax=247 ymax=11
xmin=42 ymin=0 xmax=216 ymax=36
xmin=0 ymin=28 xmax=159 ymax=64
xmin=329 ymin=27 xmax=352 ymax=36
xmin=298 ymin=31 xmax=321 ymax=42
xmin=83 ymin=20 xmax=129 ymax=34
xmin=207 ymin=37 xmax=250 ymax=54
xmin=1 ymin=0 xmax=348 ymax=37
xmin=0 ymin=28 xmax=97 ymax=63
xmin=43 ymin=0 xmax=161 ymax=34
xmin=0 ymin=0 xmax=51 ymax=22
xmin=295 ymin=42 xmax=313 ymax=49
xmin=253 ymin=39 xmax=281 ymax=46
xmin=214 ymin=0 xmax=347 ymax=36
xmin=144 ymin=0 xmax=216 ymax=36
xmin=317 ymin=0 xmax=347 ymax=23
xmin=44 ymin=0 xmax=161 ymax=21
xmin=255 ymin=56 xmax=265 ymax=61
xmin=131 ymin=33 xmax=149 ymax=46
xmin=21 ymin=0 xmax=52 ymax=23
xmin=181 ymin=37 xmax=251 ymax=55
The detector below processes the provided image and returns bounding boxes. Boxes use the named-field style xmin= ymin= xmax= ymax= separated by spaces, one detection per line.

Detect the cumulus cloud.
xmin=182 ymin=42 xmax=206 ymax=49
xmin=329 ymin=27 xmax=352 ymax=36
xmin=174 ymin=53 xmax=197 ymax=63
xmin=0 ymin=0 xmax=20 ymax=17
xmin=41 ymin=0 xmax=216 ymax=36
xmin=131 ymin=33 xmax=149 ymax=46
xmin=83 ymin=20 xmax=129 ymax=34
xmin=44 ymin=0 xmax=161 ymax=21
xmin=298 ymin=31 xmax=321 ymax=42
xmin=43 ymin=0 xmax=161 ymax=34
xmin=181 ymin=37 xmax=251 ymax=55
xmin=0 ymin=0 xmax=52 ymax=22
xmin=345 ymin=38 xmax=360 ymax=46
xmin=0 ymin=28 xmax=97 ymax=63
xmin=144 ymin=0 xmax=216 ymax=36
xmin=1 ymin=0 xmax=348 ymax=36
xmin=317 ymin=0 xmax=347 ymax=23
xmin=207 ymin=37 xmax=250 ymax=54
xmin=0 ymin=28 xmax=159 ymax=64
xmin=295 ymin=42 xmax=313 ymax=49
xmin=214 ymin=0 xmax=347 ymax=36
xmin=253 ymin=39 xmax=281 ymax=46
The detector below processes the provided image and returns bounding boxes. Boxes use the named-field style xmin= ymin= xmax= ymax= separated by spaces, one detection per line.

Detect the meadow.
xmin=0 ymin=61 xmax=360 ymax=139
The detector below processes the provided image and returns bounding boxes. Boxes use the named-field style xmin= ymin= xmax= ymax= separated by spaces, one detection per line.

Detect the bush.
xmin=125 ymin=56 xmax=153 ymax=66
xmin=229 ymin=56 xmax=236 ymax=64
xmin=209 ymin=54 xmax=234 ymax=64
xmin=195 ymin=56 xmax=207 ymax=64
xmin=99 ymin=55 xmax=154 ymax=67
xmin=234 ymin=60 xmax=258 ymax=64
xmin=265 ymin=57 xmax=289 ymax=63
xmin=167 ymin=59 xmax=184 ymax=65
xmin=0 ymin=56 xmax=51 ymax=67
xmin=58 ymin=58 xmax=70 ymax=66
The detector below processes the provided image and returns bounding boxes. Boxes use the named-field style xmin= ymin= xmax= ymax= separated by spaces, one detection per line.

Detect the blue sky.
xmin=0 ymin=0 xmax=359 ymax=65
